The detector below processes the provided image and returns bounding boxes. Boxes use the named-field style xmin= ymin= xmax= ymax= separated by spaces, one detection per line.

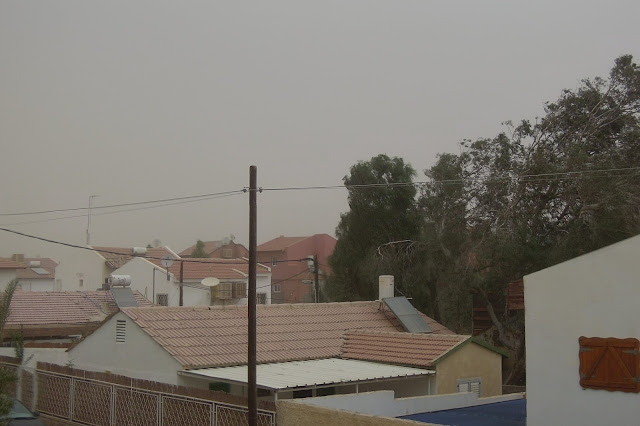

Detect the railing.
xmin=36 ymin=370 xmax=276 ymax=426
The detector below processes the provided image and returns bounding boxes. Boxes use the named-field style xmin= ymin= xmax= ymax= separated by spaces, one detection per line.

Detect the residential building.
xmin=257 ymin=234 xmax=336 ymax=304
xmin=55 ymin=246 xmax=179 ymax=291
xmin=0 ymin=255 xmax=26 ymax=291
xmin=179 ymin=239 xmax=248 ymax=259
xmin=112 ymin=257 xmax=272 ymax=306
xmin=525 ymin=234 xmax=640 ymax=426
xmin=15 ymin=257 xmax=59 ymax=292
xmin=68 ymin=297 xmax=503 ymax=402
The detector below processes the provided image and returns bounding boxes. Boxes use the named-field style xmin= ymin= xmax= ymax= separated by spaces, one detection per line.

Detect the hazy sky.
xmin=1 ymin=1 xmax=639 ymax=260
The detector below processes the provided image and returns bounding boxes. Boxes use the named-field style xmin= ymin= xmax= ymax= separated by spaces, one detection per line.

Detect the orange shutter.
xmin=579 ymin=337 xmax=640 ymax=393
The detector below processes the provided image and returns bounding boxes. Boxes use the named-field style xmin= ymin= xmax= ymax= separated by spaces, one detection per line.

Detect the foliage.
xmin=190 ymin=240 xmax=209 ymax=258
xmin=328 ymin=55 xmax=640 ymax=384
xmin=0 ymin=280 xmax=18 ymax=420
xmin=326 ymin=154 xmax=421 ymax=301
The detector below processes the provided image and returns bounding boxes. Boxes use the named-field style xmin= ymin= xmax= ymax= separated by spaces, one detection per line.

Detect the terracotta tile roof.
xmin=6 ymin=290 xmax=151 ymax=327
xmin=92 ymin=246 xmax=178 ymax=269
xmin=341 ymin=330 xmax=469 ymax=368
xmin=0 ymin=258 xmax=26 ymax=269
xmin=16 ymin=258 xmax=58 ymax=280
xmin=168 ymin=258 xmax=270 ymax=281
xmin=257 ymin=236 xmax=309 ymax=252
xmin=120 ymin=301 xmax=453 ymax=369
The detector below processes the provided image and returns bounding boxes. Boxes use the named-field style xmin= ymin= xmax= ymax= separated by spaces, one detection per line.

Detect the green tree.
xmin=190 ymin=240 xmax=209 ymax=258
xmin=417 ymin=54 xmax=640 ymax=384
xmin=327 ymin=154 xmax=421 ymax=301
xmin=0 ymin=280 xmax=19 ymax=419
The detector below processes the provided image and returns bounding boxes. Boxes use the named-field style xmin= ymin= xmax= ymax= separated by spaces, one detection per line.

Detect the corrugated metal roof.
xmin=182 ymin=358 xmax=435 ymax=390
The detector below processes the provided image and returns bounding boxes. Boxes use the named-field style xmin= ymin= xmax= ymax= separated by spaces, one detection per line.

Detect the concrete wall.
xmin=276 ymin=399 xmax=429 ymax=426
xmin=114 ymin=258 xmax=177 ymax=305
xmin=55 ymin=247 xmax=109 ymax=291
xmin=68 ymin=312 xmax=182 ymax=384
xmin=0 ymin=347 xmax=69 ymax=368
xmin=303 ymin=390 xmax=525 ymax=418
xmin=525 ymin=234 xmax=640 ymax=426
xmin=16 ymin=278 xmax=55 ymax=292
xmin=434 ymin=341 xmax=502 ymax=397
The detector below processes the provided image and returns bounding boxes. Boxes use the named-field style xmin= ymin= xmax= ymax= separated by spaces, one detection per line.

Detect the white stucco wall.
xmin=68 ymin=312 xmax=182 ymax=384
xmin=55 ymin=247 xmax=108 ymax=291
xmin=0 ymin=347 xmax=70 ymax=368
xmin=113 ymin=257 xmax=176 ymax=305
xmin=16 ymin=278 xmax=55 ymax=292
xmin=0 ymin=270 xmax=17 ymax=291
xmin=525 ymin=234 xmax=640 ymax=426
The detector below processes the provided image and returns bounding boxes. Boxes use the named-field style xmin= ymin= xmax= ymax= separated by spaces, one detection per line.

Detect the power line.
xmin=0 ymin=192 xmax=244 ymax=227
xmin=0 ymin=227 xmax=315 ymax=266
xmin=0 ymin=189 xmax=245 ymax=217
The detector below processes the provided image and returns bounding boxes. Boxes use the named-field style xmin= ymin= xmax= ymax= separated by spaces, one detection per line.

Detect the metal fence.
xmin=36 ymin=370 xmax=276 ymax=426
xmin=0 ymin=361 xmax=274 ymax=426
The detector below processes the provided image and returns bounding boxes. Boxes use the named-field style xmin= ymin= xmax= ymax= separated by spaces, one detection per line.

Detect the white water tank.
xmin=108 ymin=275 xmax=132 ymax=287
xmin=131 ymin=247 xmax=147 ymax=255
xmin=379 ymin=275 xmax=394 ymax=300
xmin=29 ymin=261 xmax=41 ymax=268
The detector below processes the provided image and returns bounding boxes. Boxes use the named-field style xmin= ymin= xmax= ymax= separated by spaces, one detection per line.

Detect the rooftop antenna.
xmin=86 ymin=195 xmax=98 ymax=245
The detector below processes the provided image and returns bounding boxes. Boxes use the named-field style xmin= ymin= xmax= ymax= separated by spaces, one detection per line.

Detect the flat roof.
xmin=401 ymin=399 xmax=526 ymax=426
xmin=180 ymin=358 xmax=435 ymax=391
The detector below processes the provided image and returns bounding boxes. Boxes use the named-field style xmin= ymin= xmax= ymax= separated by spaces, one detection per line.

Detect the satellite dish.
xmin=201 ymin=277 xmax=220 ymax=287
xmin=161 ymin=256 xmax=174 ymax=268
xmin=222 ymin=237 xmax=230 ymax=246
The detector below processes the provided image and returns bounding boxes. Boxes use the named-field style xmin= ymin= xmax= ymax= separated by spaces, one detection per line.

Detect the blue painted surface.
xmin=400 ymin=399 xmax=526 ymax=426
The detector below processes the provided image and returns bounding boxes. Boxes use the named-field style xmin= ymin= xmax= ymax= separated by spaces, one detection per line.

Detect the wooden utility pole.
xmin=313 ymin=255 xmax=320 ymax=303
xmin=248 ymin=165 xmax=258 ymax=425
xmin=179 ymin=260 xmax=184 ymax=306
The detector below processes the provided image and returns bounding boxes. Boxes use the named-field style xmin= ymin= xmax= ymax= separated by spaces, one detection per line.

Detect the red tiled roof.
xmin=0 ymin=258 xmax=26 ymax=269
xmin=257 ymin=236 xmax=309 ymax=252
xmin=121 ymin=301 xmax=453 ymax=369
xmin=341 ymin=330 xmax=469 ymax=368
xmin=16 ymin=258 xmax=58 ymax=280
xmin=168 ymin=258 xmax=270 ymax=281
xmin=92 ymin=246 xmax=178 ymax=269
xmin=6 ymin=290 xmax=151 ymax=327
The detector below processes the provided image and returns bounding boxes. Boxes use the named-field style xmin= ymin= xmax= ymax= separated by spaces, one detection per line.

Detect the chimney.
xmin=11 ymin=254 xmax=25 ymax=263
xmin=379 ymin=275 xmax=394 ymax=300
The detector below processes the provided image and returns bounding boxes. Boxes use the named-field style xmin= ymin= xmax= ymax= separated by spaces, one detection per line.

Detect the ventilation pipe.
xmin=379 ymin=275 xmax=394 ymax=300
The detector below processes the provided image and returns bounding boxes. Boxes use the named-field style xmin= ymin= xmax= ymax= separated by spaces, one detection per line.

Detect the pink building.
xmin=257 ymin=234 xmax=337 ymax=304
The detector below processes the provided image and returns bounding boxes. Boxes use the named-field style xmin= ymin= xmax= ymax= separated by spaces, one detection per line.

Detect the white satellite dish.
xmin=201 ymin=277 xmax=220 ymax=287
xmin=161 ymin=256 xmax=175 ymax=268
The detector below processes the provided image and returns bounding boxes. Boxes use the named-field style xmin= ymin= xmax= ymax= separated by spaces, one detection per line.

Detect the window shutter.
xmin=579 ymin=337 xmax=640 ymax=393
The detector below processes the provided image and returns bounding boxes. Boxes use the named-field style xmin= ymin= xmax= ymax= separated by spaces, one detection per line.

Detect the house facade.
xmin=113 ymin=257 xmax=272 ymax=306
xmin=257 ymin=234 xmax=337 ymax=304
xmin=525 ymin=234 xmax=640 ymax=426
xmin=15 ymin=257 xmax=58 ymax=292
xmin=68 ymin=300 xmax=502 ymax=402
xmin=0 ymin=256 xmax=25 ymax=291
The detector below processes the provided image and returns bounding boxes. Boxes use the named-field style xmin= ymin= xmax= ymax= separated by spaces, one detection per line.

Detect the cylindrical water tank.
xmin=108 ymin=275 xmax=132 ymax=286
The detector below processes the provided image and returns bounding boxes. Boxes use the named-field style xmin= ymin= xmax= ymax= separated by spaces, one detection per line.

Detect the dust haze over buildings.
xmin=1 ymin=1 xmax=639 ymax=259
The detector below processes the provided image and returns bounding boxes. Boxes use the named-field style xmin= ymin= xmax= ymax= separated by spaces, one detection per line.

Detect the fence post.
xmin=157 ymin=393 xmax=162 ymax=426
xmin=110 ymin=384 xmax=116 ymax=426
xmin=69 ymin=376 xmax=75 ymax=421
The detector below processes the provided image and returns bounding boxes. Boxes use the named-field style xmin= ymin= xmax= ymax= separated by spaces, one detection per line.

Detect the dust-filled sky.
xmin=1 ymin=1 xmax=639 ymax=260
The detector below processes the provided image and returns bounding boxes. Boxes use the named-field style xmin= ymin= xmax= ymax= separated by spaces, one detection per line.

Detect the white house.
xmin=55 ymin=246 xmax=180 ymax=291
xmin=68 ymin=300 xmax=503 ymax=402
xmin=112 ymin=257 xmax=272 ymax=306
xmin=525 ymin=234 xmax=640 ymax=426
xmin=0 ymin=256 xmax=25 ymax=291
xmin=15 ymin=257 xmax=58 ymax=291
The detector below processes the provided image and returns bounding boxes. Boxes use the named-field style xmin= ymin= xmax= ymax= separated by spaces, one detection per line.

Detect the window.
xmin=457 ymin=378 xmax=481 ymax=397
xmin=221 ymin=248 xmax=233 ymax=258
xmin=156 ymin=294 xmax=169 ymax=306
xmin=116 ymin=320 xmax=126 ymax=343
xmin=316 ymin=387 xmax=336 ymax=397
xmin=273 ymin=284 xmax=281 ymax=293
xmin=257 ymin=293 xmax=267 ymax=304
xmin=271 ymin=257 xmax=278 ymax=266
xmin=232 ymin=282 xmax=247 ymax=298
xmin=79 ymin=279 xmax=84 ymax=288
xmin=209 ymin=382 xmax=231 ymax=393
xmin=579 ymin=336 xmax=640 ymax=393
